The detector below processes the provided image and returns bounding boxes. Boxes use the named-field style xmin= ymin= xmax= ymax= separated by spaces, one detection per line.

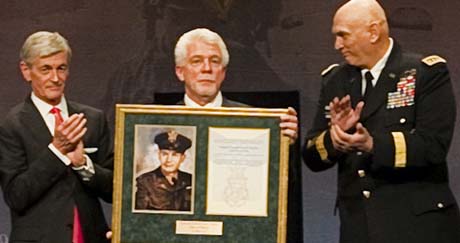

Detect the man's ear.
xmin=175 ymin=66 xmax=185 ymax=82
xmin=368 ymin=22 xmax=380 ymax=44
xmin=19 ymin=61 xmax=31 ymax=82
xmin=179 ymin=154 xmax=186 ymax=164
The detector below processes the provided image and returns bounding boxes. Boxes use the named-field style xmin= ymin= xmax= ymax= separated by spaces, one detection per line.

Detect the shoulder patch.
xmin=321 ymin=64 xmax=339 ymax=76
xmin=422 ymin=55 xmax=446 ymax=66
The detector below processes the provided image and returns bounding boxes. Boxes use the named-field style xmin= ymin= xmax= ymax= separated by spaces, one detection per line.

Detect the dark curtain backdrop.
xmin=1 ymin=1 xmax=459 ymax=242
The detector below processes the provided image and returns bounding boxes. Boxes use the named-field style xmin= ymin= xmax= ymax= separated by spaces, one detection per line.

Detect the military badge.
xmin=387 ymin=69 xmax=416 ymax=109
xmin=167 ymin=130 xmax=178 ymax=143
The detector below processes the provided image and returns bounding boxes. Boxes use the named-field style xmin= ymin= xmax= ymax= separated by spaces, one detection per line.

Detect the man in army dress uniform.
xmin=135 ymin=130 xmax=192 ymax=211
xmin=303 ymin=0 xmax=460 ymax=243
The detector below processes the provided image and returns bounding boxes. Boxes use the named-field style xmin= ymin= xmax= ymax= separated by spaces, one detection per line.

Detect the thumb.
xmin=356 ymin=122 xmax=366 ymax=134
xmin=77 ymin=140 xmax=84 ymax=148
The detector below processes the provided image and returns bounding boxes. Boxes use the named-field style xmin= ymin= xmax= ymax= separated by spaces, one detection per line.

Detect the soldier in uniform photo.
xmin=135 ymin=130 xmax=193 ymax=211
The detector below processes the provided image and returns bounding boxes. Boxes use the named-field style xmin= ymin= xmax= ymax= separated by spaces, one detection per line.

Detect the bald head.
xmin=336 ymin=0 xmax=388 ymax=35
xmin=332 ymin=0 xmax=390 ymax=68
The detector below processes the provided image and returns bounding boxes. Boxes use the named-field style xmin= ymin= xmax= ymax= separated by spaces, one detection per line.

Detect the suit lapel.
xmin=20 ymin=97 xmax=53 ymax=145
xmin=361 ymin=44 xmax=401 ymax=121
xmin=338 ymin=65 xmax=362 ymax=108
xmin=347 ymin=67 xmax=363 ymax=108
xmin=67 ymin=101 xmax=79 ymax=116
xmin=221 ymin=97 xmax=233 ymax=107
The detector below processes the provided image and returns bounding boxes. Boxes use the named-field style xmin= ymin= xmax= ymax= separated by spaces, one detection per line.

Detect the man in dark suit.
xmin=0 ymin=31 xmax=113 ymax=242
xmin=173 ymin=28 xmax=303 ymax=242
xmin=135 ymin=130 xmax=192 ymax=211
xmin=303 ymin=1 xmax=460 ymax=243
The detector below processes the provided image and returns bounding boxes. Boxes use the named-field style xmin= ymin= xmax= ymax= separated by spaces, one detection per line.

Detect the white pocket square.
xmin=84 ymin=147 xmax=98 ymax=154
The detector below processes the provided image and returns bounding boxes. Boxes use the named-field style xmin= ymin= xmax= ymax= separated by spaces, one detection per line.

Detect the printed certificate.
xmin=207 ymin=127 xmax=270 ymax=216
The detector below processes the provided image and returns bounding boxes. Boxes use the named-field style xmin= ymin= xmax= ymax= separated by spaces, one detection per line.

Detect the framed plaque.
xmin=112 ymin=105 xmax=290 ymax=243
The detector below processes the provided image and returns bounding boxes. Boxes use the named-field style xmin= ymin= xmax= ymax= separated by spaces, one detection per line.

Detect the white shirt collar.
xmin=30 ymin=92 xmax=68 ymax=133
xmin=361 ymin=37 xmax=394 ymax=90
xmin=184 ymin=91 xmax=223 ymax=108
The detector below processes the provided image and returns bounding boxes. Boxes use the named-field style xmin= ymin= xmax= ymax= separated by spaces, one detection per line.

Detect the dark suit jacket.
xmin=0 ymin=96 xmax=113 ymax=243
xmin=303 ymin=42 xmax=460 ymax=243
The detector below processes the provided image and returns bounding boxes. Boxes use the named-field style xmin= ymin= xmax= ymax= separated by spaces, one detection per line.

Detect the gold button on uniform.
xmin=356 ymin=151 xmax=363 ymax=156
xmin=358 ymin=170 xmax=366 ymax=178
xmin=400 ymin=118 xmax=406 ymax=124
xmin=437 ymin=203 xmax=444 ymax=209
xmin=362 ymin=191 xmax=371 ymax=198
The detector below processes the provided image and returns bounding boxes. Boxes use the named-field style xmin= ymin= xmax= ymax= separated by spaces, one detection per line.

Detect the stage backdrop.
xmin=1 ymin=1 xmax=460 ymax=242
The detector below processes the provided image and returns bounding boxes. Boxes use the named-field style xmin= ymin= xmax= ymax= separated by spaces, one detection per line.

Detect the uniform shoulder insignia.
xmin=421 ymin=55 xmax=446 ymax=66
xmin=321 ymin=64 xmax=339 ymax=76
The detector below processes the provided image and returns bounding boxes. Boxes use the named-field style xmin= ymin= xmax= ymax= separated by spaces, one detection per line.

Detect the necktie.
xmin=50 ymin=107 xmax=64 ymax=127
xmin=363 ymin=71 xmax=374 ymax=101
xmin=73 ymin=207 xmax=84 ymax=243
xmin=50 ymin=107 xmax=84 ymax=242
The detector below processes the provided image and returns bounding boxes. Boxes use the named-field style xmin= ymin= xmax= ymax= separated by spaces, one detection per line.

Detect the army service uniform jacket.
xmin=303 ymin=43 xmax=460 ymax=243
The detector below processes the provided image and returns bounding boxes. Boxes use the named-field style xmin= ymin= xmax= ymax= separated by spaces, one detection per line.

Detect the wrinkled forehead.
xmin=186 ymin=40 xmax=222 ymax=58
xmin=29 ymin=51 xmax=69 ymax=68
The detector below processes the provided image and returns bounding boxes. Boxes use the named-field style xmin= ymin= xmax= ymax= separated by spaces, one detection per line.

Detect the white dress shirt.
xmin=184 ymin=91 xmax=223 ymax=108
xmin=360 ymin=38 xmax=394 ymax=95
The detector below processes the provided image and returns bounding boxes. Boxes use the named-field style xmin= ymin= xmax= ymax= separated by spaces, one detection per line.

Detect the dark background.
xmin=1 ymin=1 xmax=459 ymax=242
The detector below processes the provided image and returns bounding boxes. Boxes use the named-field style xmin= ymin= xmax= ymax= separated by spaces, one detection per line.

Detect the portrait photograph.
xmin=131 ymin=125 xmax=197 ymax=214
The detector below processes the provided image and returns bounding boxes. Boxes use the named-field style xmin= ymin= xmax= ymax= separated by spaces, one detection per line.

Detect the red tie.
xmin=50 ymin=107 xmax=84 ymax=243
xmin=73 ymin=207 xmax=84 ymax=243
xmin=50 ymin=107 xmax=64 ymax=127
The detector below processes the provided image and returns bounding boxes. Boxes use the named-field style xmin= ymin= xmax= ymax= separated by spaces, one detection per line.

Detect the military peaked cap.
xmin=154 ymin=130 xmax=192 ymax=153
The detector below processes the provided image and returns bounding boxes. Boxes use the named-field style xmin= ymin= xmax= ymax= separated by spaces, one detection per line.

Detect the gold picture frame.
xmin=112 ymin=104 xmax=290 ymax=243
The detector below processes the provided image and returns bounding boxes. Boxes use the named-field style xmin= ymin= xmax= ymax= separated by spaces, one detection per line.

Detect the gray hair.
xmin=174 ymin=28 xmax=229 ymax=67
xmin=20 ymin=31 xmax=72 ymax=66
